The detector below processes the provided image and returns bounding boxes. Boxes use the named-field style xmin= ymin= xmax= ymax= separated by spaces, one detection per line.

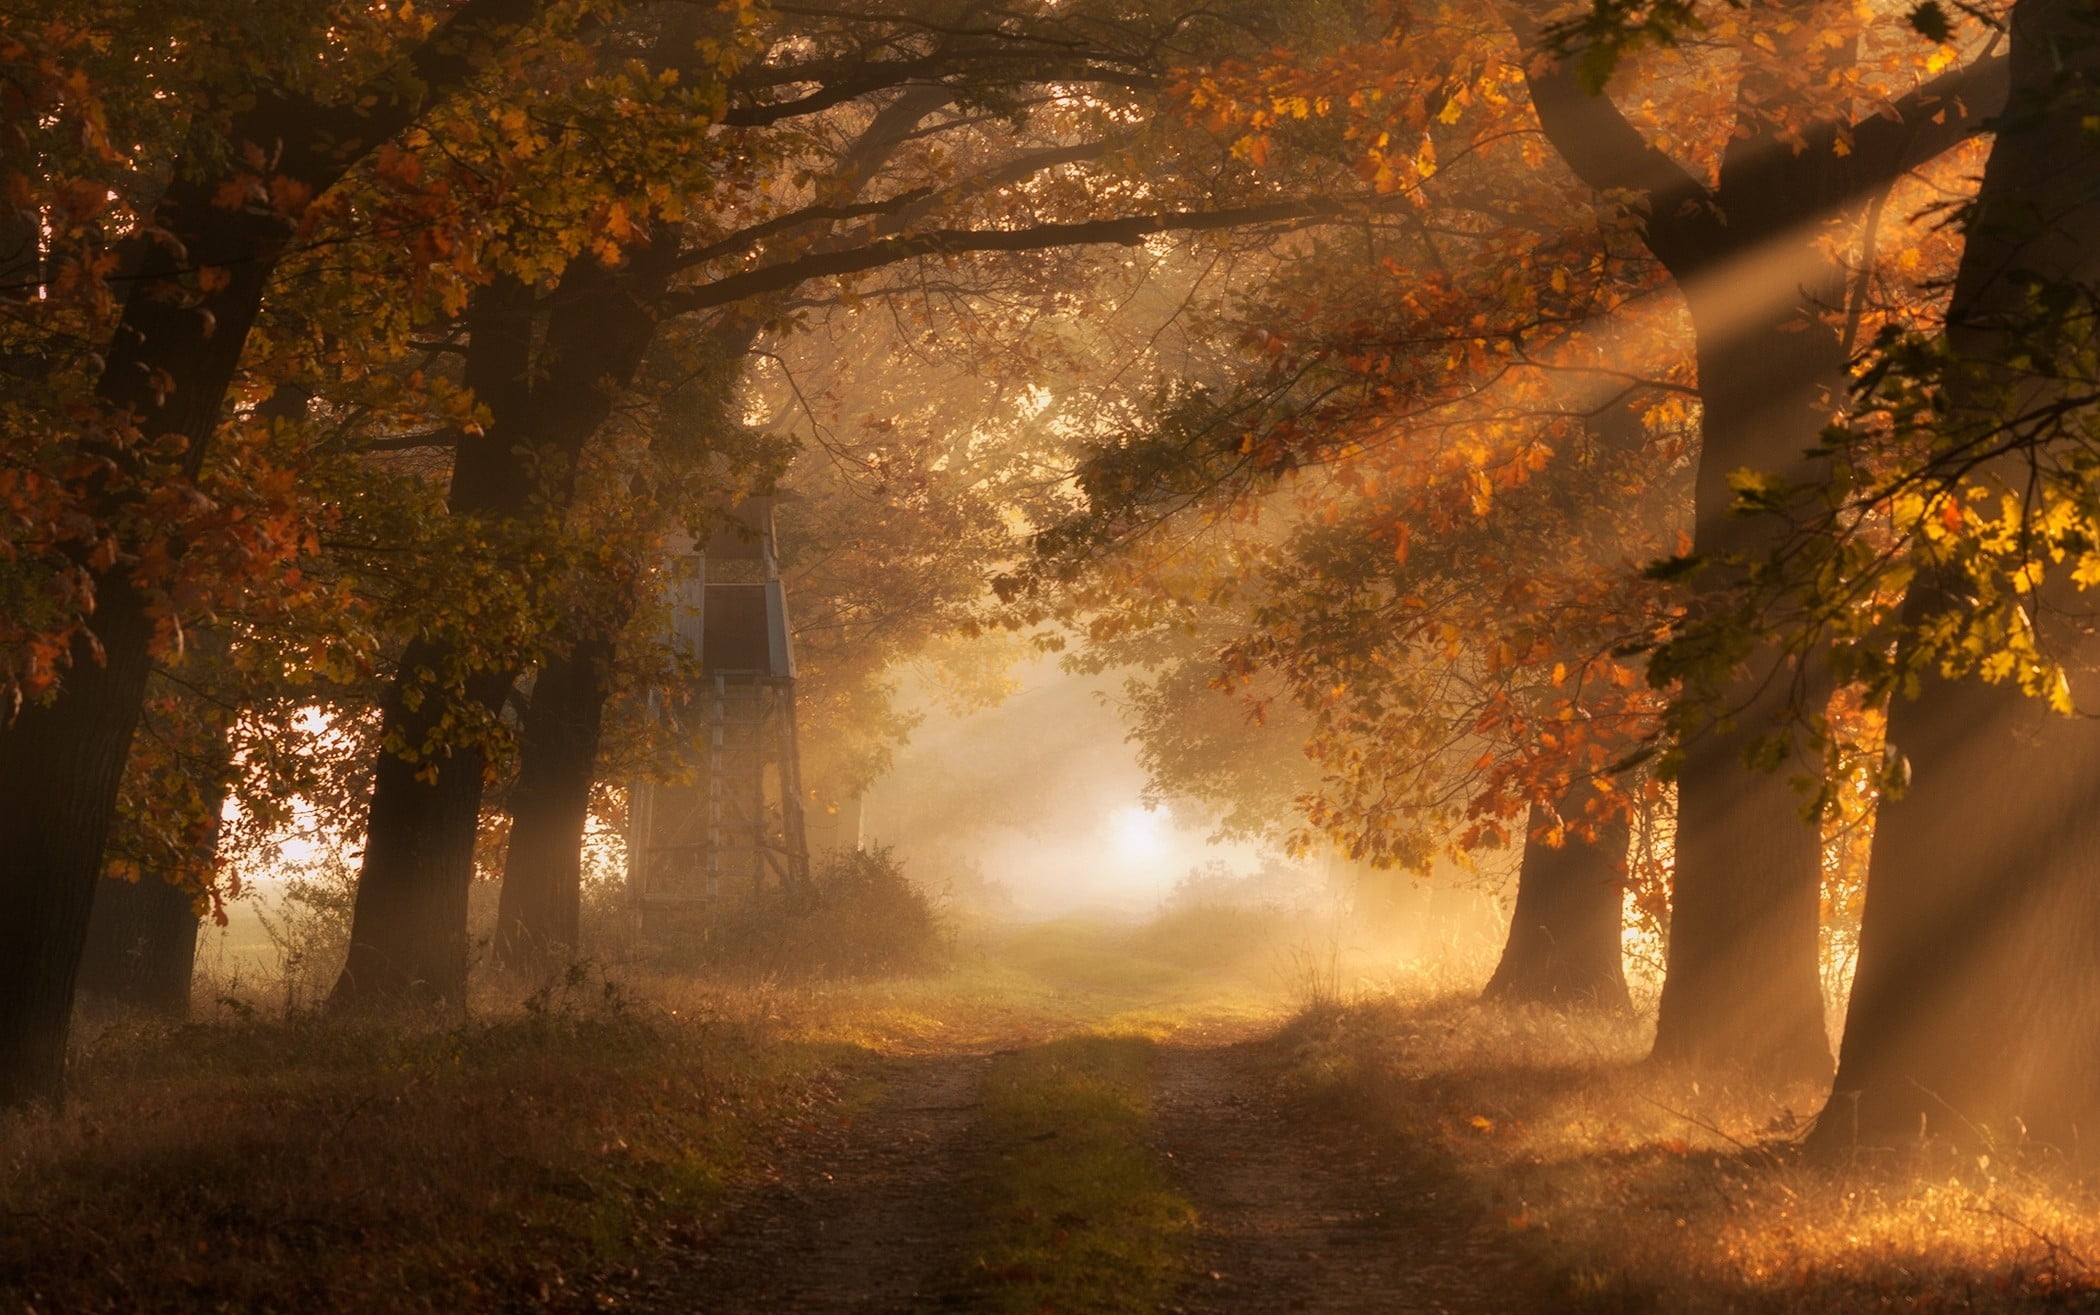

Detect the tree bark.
xmin=1484 ymin=786 xmax=1631 ymax=1009
xmin=1647 ymin=286 xmax=1847 ymax=1084
xmin=333 ymin=643 xmax=517 ymax=1007
xmin=331 ymin=275 xmax=535 ymax=1008
xmin=494 ymin=636 xmax=614 ymax=973
xmin=0 ymin=578 xmax=156 ymax=1104
xmin=1810 ymin=0 xmax=2100 ymax=1150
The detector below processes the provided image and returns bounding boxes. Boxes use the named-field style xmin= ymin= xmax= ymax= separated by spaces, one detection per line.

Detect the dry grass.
xmin=1278 ymin=991 xmax=2100 ymax=1311
xmin=9 ymin=909 xmax=1302 ymax=1312
xmin=4 ymin=982 xmax=858 ymax=1313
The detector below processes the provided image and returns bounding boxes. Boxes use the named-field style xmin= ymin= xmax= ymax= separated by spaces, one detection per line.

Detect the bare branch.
xmin=659 ymin=197 xmax=1391 ymax=317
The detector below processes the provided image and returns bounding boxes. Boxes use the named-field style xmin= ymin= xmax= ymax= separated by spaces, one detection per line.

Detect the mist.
xmin=863 ymin=655 xmax=1279 ymax=920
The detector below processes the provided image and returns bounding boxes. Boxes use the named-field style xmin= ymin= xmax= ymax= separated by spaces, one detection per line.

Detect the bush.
xmin=250 ymin=854 xmax=362 ymax=1014
xmin=642 ymin=846 xmax=949 ymax=981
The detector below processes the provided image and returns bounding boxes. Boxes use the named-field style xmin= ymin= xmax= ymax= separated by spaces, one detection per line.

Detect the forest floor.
xmin=8 ymin=910 xmax=2100 ymax=1312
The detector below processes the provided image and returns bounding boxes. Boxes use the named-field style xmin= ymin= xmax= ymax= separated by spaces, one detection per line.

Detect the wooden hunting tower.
xmin=627 ymin=499 xmax=811 ymax=906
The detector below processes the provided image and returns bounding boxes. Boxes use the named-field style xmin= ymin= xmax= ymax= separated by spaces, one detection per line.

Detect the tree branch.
xmin=673 ymin=195 xmax=939 ymax=272
xmin=660 ymin=197 xmax=1382 ymax=316
xmin=297 ymin=0 xmax=547 ymax=168
xmin=1519 ymin=50 xmax=1721 ymax=274
xmin=721 ymin=49 xmax=1155 ymax=126
xmin=1842 ymin=50 xmax=2010 ymax=193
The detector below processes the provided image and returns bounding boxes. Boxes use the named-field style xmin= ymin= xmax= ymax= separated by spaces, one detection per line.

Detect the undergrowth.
xmin=5 ymin=983 xmax=855 ymax=1313
xmin=637 ymin=846 xmax=950 ymax=981
xmin=1278 ymin=992 xmax=2100 ymax=1312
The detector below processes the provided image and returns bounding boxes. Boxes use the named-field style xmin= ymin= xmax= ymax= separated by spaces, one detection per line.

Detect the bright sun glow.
xmin=1110 ymin=804 xmax=1169 ymax=865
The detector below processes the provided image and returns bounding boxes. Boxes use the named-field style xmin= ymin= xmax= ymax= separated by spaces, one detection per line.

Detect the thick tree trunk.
xmin=333 ymin=642 xmax=516 ymax=1005
xmin=1647 ymin=289 xmax=1845 ymax=1085
xmin=1810 ymin=0 xmax=2100 ymax=1150
xmin=76 ymin=871 xmax=202 ymax=1018
xmin=1484 ymin=787 xmax=1631 ymax=1009
xmin=331 ymin=276 xmax=535 ymax=1009
xmin=1812 ymin=636 xmax=2100 ymax=1148
xmin=1650 ymin=666 xmax=1833 ymax=1079
xmin=334 ymin=242 xmax=679 ymax=1008
xmin=494 ymin=636 xmax=614 ymax=973
xmin=0 ymin=579 xmax=157 ymax=1104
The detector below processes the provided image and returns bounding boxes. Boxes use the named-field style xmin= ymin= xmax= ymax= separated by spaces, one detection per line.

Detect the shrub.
xmin=642 ymin=846 xmax=949 ymax=981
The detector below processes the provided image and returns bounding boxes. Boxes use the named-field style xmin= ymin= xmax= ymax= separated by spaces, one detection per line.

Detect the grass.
xmin=959 ymin=1034 xmax=1196 ymax=1314
xmin=10 ymin=909 xmax=1306 ymax=1313
xmin=4 ymin=983 xmax=863 ymax=1313
xmin=1276 ymin=991 xmax=2100 ymax=1312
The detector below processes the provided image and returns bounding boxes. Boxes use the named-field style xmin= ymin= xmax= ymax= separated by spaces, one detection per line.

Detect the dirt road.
xmin=651 ymin=1029 xmax=1547 ymax=1313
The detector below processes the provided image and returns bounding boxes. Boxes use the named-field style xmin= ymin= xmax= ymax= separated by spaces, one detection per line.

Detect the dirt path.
xmin=649 ymin=1050 xmax=992 ymax=1313
xmin=1154 ymin=1039 xmax=1554 ymax=1315
xmin=641 ymin=1028 xmax=1551 ymax=1314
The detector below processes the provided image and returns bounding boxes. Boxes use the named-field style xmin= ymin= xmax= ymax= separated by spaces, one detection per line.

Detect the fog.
xmin=861 ymin=655 xmax=1281 ymax=920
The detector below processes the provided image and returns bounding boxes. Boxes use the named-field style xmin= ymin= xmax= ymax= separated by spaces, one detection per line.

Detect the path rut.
xmin=654 ymin=1051 xmax=991 ymax=1313
xmin=1155 ymin=1039 xmax=1552 ymax=1314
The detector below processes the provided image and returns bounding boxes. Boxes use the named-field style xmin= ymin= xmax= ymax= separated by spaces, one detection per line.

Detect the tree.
xmin=1806 ymin=0 xmax=2100 ymax=1148
xmin=440 ymin=0 xmax=1429 ymax=974
xmin=1483 ymin=780 xmax=1632 ymax=1008
xmin=74 ymin=646 xmax=237 ymax=1016
xmin=331 ymin=232 xmax=687 ymax=1006
xmin=0 ymin=0 xmax=544 ymax=1105
xmin=1520 ymin=0 xmax=2005 ymax=1082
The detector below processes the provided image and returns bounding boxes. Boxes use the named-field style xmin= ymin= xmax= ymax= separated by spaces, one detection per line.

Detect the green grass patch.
xmin=960 ymin=1033 xmax=1195 ymax=1313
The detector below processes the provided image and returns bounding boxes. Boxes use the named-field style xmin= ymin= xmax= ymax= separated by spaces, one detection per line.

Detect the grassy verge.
xmin=960 ymin=1034 xmax=1196 ymax=1314
xmin=2 ymin=913 xmax=1308 ymax=1312
xmin=3 ymin=989 xmax=859 ymax=1312
xmin=1278 ymin=993 xmax=2100 ymax=1312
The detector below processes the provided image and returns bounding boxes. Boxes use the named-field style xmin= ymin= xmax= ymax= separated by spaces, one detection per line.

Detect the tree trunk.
xmin=331 ymin=276 xmax=536 ymax=1009
xmin=495 ymin=636 xmax=614 ymax=974
xmin=1650 ymin=665 xmax=1833 ymax=1080
xmin=332 ymin=642 xmax=516 ymax=1006
xmin=1810 ymin=0 xmax=2100 ymax=1150
xmin=76 ymin=871 xmax=203 ymax=1018
xmin=333 ymin=241 xmax=680 ymax=1008
xmin=1646 ymin=288 xmax=1845 ymax=1085
xmin=1485 ymin=787 xmax=1631 ymax=1009
xmin=1812 ymin=640 xmax=2100 ymax=1148
xmin=0 ymin=578 xmax=157 ymax=1105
